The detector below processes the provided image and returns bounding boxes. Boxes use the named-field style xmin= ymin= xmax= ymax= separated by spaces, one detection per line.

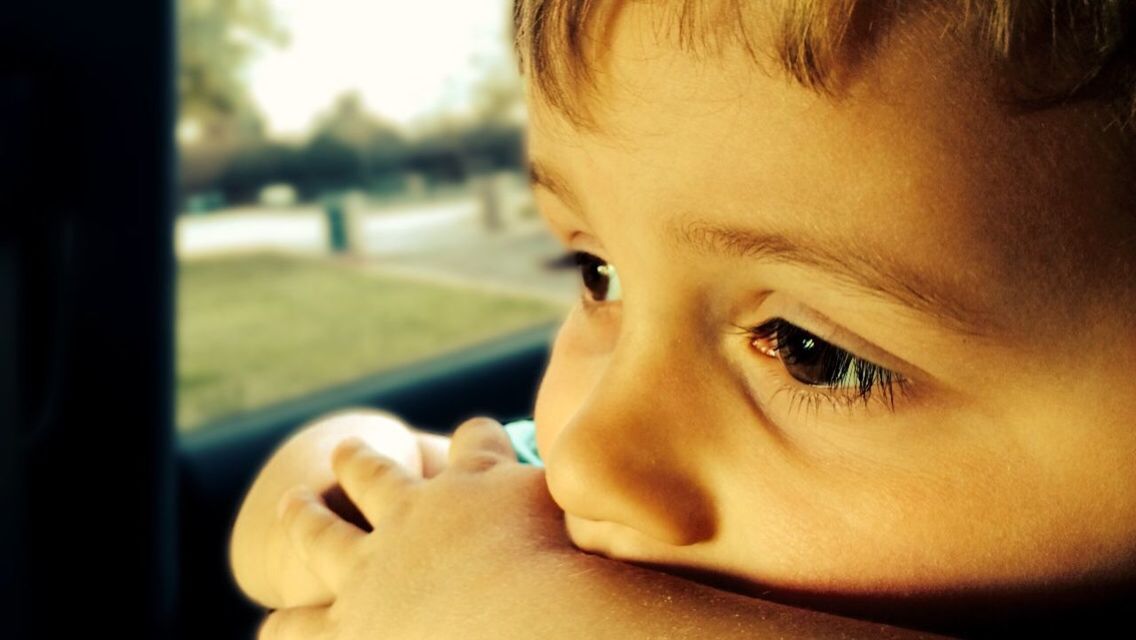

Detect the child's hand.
xmin=262 ymin=417 xmax=568 ymax=639
xmin=229 ymin=410 xmax=429 ymax=609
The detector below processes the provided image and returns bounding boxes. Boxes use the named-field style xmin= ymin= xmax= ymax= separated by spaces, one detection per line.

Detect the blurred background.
xmin=176 ymin=0 xmax=576 ymax=431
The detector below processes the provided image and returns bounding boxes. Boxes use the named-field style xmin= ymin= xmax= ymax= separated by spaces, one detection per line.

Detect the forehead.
xmin=526 ymin=2 xmax=1132 ymax=330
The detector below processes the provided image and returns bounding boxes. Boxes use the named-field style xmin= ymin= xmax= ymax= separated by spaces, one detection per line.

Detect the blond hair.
xmin=513 ymin=0 xmax=1136 ymax=131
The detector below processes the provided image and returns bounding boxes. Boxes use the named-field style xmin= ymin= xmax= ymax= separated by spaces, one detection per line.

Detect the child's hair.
xmin=513 ymin=0 xmax=1136 ymax=133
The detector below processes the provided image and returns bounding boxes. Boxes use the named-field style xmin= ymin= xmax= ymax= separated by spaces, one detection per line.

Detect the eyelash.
xmin=747 ymin=319 xmax=908 ymax=414
xmin=561 ymin=252 xmax=908 ymax=415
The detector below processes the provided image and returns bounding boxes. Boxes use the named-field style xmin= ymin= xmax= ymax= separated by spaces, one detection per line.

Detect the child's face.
xmin=527 ymin=3 xmax=1136 ymax=608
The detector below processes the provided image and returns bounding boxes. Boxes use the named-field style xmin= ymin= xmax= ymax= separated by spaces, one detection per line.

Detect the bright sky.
xmin=248 ymin=0 xmax=513 ymax=138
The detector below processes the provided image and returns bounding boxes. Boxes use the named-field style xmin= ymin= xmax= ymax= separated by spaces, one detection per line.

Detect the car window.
xmin=175 ymin=0 xmax=574 ymax=432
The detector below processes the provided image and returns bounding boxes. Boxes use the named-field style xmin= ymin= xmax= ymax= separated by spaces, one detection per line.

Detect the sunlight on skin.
xmin=524 ymin=1 xmax=1136 ymax=617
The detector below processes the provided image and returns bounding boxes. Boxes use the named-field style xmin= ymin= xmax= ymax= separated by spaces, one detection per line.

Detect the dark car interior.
xmin=1 ymin=1 xmax=554 ymax=638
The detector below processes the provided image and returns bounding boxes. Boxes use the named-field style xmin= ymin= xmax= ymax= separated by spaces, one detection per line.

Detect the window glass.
xmin=176 ymin=0 xmax=573 ymax=431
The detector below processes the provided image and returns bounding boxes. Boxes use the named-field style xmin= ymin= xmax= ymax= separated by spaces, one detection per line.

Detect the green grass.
xmin=177 ymin=252 xmax=564 ymax=431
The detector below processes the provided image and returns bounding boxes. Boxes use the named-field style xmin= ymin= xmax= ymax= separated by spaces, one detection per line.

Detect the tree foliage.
xmin=178 ymin=0 xmax=287 ymax=141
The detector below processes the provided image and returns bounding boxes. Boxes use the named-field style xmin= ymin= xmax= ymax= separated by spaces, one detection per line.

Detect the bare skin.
xmin=236 ymin=416 xmax=943 ymax=637
xmin=232 ymin=1 xmax=1135 ymax=636
xmin=527 ymin=1 xmax=1136 ymax=604
xmin=229 ymin=410 xmax=448 ymax=608
xmin=258 ymin=420 xmax=941 ymax=639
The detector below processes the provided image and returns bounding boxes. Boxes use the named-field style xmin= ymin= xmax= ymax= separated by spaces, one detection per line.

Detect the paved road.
xmin=176 ymin=196 xmax=487 ymax=258
xmin=176 ymin=192 xmax=578 ymax=305
xmin=364 ymin=219 xmax=578 ymax=305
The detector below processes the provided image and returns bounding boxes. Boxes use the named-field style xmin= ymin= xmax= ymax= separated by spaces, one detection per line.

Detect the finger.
xmin=277 ymin=486 xmax=364 ymax=592
xmin=417 ymin=430 xmax=451 ymax=478
xmin=331 ymin=437 xmax=417 ymax=522
xmin=258 ymin=606 xmax=330 ymax=640
xmin=448 ymin=417 xmax=514 ymax=472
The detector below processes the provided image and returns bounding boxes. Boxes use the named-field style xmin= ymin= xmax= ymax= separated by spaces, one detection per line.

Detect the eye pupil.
xmin=755 ymin=320 xmax=850 ymax=386
xmin=575 ymin=252 xmax=612 ymax=301
xmin=780 ymin=324 xmax=841 ymax=384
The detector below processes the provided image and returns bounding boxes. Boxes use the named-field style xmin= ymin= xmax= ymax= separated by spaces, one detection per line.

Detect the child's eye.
xmin=749 ymin=318 xmax=907 ymax=410
xmin=572 ymin=251 xmax=623 ymax=303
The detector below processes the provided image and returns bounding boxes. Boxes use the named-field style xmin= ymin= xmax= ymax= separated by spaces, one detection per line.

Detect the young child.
xmin=231 ymin=0 xmax=1136 ymax=636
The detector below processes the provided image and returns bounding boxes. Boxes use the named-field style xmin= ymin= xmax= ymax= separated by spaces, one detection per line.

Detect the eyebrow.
xmin=529 ymin=159 xmax=993 ymax=336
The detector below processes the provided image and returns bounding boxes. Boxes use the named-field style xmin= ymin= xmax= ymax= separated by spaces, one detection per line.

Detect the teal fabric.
xmin=503 ymin=419 xmax=543 ymax=467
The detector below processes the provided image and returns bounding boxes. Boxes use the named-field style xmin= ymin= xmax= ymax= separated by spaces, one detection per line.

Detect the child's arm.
xmin=228 ymin=409 xmax=451 ymax=609
xmin=262 ymin=421 xmax=941 ymax=640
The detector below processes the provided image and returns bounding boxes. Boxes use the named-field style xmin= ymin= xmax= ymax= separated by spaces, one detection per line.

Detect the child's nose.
xmin=542 ymin=349 xmax=717 ymax=546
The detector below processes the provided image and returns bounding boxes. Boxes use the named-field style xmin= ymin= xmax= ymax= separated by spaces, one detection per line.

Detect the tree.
xmin=308 ymin=93 xmax=405 ymax=155
xmin=178 ymin=0 xmax=287 ymax=145
xmin=302 ymin=93 xmax=408 ymax=188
